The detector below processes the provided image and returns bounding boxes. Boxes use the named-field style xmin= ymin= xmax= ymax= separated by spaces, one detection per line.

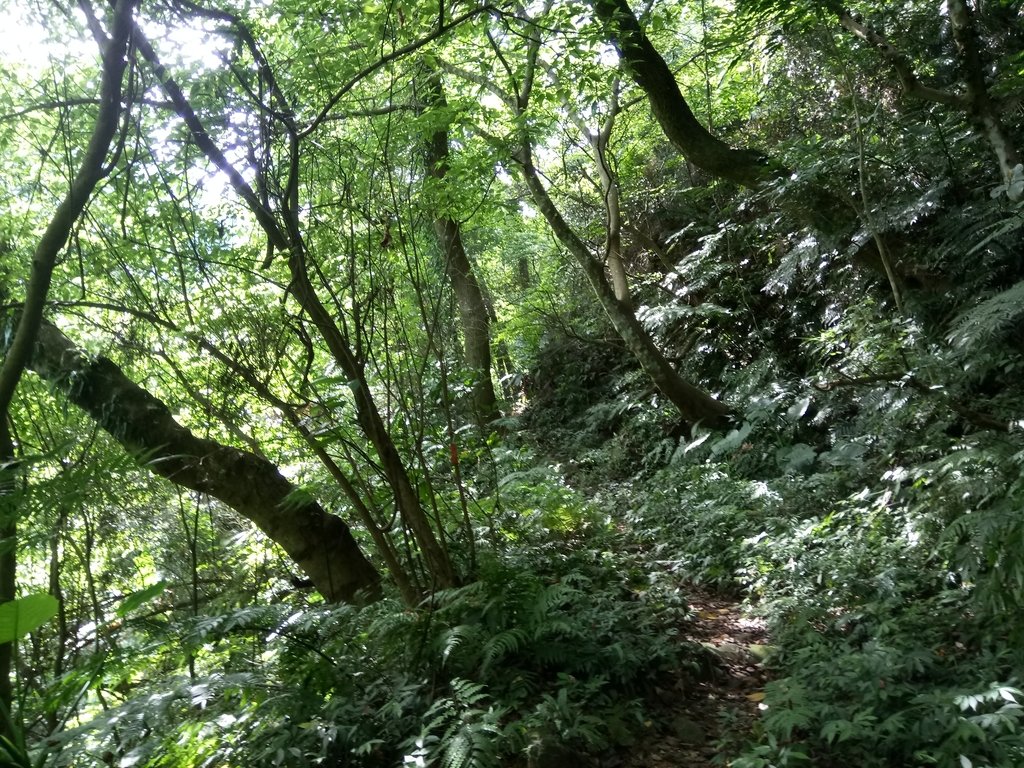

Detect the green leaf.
xmin=711 ymin=422 xmax=753 ymax=456
xmin=0 ymin=594 xmax=58 ymax=644
xmin=777 ymin=443 xmax=817 ymax=472
xmin=115 ymin=581 xmax=168 ymax=617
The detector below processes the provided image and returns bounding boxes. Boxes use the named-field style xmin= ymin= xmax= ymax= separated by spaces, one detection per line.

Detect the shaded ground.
xmin=626 ymin=588 xmax=770 ymax=767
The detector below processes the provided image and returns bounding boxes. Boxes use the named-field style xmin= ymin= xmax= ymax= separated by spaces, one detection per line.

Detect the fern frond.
xmin=530 ymin=641 xmax=575 ymax=668
xmin=967 ymin=210 xmax=1024 ymax=255
xmin=450 ymin=678 xmax=490 ymax=707
xmin=435 ymin=580 xmax=488 ymax=608
xmin=440 ymin=720 xmax=501 ymax=768
xmin=442 ymin=625 xmax=483 ymax=667
xmin=419 ymin=679 xmax=504 ymax=768
xmin=442 ymin=730 xmax=474 ymax=768
xmin=948 ymin=279 xmax=1024 ymax=349
xmin=764 ymin=234 xmax=823 ymax=296
xmin=531 ymin=583 xmax=580 ymax=623
xmin=481 ymin=628 xmax=528 ymax=673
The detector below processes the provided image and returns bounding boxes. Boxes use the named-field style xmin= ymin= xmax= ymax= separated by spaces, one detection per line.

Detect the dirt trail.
xmin=625 ymin=589 xmax=770 ymax=767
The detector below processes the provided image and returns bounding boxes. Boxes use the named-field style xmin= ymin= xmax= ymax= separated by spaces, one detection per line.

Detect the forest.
xmin=0 ymin=0 xmax=1022 ymax=765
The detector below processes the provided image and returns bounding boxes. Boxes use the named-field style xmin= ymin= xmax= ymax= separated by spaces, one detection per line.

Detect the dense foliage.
xmin=0 ymin=0 xmax=1022 ymax=765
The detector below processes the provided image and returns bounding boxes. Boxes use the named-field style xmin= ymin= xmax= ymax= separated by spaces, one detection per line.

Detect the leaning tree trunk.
xmin=422 ymin=68 xmax=500 ymax=424
xmin=192 ymin=339 xmax=421 ymax=606
xmin=26 ymin=321 xmax=382 ymax=604
xmin=517 ymin=146 xmax=733 ymax=428
xmin=589 ymin=0 xmax=772 ymax=186
xmin=587 ymin=0 xmax=861 ymax=243
xmin=504 ymin=7 xmax=732 ymax=429
xmin=285 ymin=250 xmax=458 ymax=591
xmin=134 ymin=24 xmax=456 ymax=592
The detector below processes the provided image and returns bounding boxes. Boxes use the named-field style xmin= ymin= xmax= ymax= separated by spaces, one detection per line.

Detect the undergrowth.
xmin=521 ymin=263 xmax=1024 ymax=768
xmin=627 ymin=373 xmax=1024 ymax=768
xmin=55 ymin=470 xmax=692 ymax=768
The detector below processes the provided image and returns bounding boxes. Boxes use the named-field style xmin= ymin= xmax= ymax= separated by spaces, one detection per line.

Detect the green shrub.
xmin=52 ymin=471 xmax=691 ymax=767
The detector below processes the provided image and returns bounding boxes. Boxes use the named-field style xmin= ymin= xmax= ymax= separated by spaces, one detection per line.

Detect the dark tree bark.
xmin=589 ymin=0 xmax=772 ymax=187
xmin=422 ymin=68 xmax=500 ymax=424
xmin=27 ymin=321 xmax=382 ymax=604
xmin=587 ymin=0 xmax=861 ymax=242
xmin=285 ymin=253 xmax=458 ymax=590
xmin=190 ymin=340 xmax=421 ymax=606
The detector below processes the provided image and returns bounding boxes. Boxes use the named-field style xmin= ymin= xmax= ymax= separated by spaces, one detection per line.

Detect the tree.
xmin=437 ymin=4 xmax=734 ymax=427
xmin=129 ymin=3 xmax=461 ymax=592
xmin=832 ymin=0 xmax=1020 ymax=198
xmin=24 ymin=320 xmax=381 ymax=604
xmin=421 ymin=62 xmax=501 ymax=424
xmin=1 ymin=0 xmax=1022 ymax=764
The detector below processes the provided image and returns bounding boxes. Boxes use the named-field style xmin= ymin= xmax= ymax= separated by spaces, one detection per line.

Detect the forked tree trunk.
xmin=506 ymin=10 xmax=732 ymax=429
xmin=28 ymin=321 xmax=382 ymax=604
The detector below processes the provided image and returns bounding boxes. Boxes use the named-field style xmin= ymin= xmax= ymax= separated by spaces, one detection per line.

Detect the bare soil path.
xmin=625 ymin=588 xmax=770 ymax=767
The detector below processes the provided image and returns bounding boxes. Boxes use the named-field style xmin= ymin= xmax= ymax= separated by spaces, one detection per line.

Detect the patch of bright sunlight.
xmin=0 ymin=3 xmax=93 ymax=75
xmin=0 ymin=1 xmax=231 ymax=77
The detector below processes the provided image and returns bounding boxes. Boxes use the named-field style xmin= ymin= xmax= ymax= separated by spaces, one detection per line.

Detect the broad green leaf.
xmin=0 ymin=594 xmax=58 ymax=644
xmin=115 ymin=581 xmax=169 ymax=618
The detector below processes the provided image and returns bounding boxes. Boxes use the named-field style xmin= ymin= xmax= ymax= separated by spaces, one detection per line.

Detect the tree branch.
xmin=300 ymin=4 xmax=496 ymax=138
xmin=835 ymin=8 xmax=966 ymax=108
xmin=0 ymin=0 xmax=134 ymax=421
xmin=131 ymin=23 xmax=289 ymax=251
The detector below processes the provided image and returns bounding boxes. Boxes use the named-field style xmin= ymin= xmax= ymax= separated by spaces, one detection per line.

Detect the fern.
xmin=529 ymin=641 xmax=576 ymax=669
xmin=450 ymin=678 xmax=491 ymax=708
xmin=967 ymin=207 xmax=1024 ymax=255
xmin=530 ymin=582 xmax=580 ymax=622
xmin=764 ymin=234 xmax=825 ymax=296
xmin=417 ymin=679 xmax=504 ymax=768
xmin=440 ymin=719 xmax=503 ymax=768
xmin=432 ymin=580 xmax=488 ymax=610
xmin=442 ymin=624 xmax=484 ymax=666
xmin=948 ymin=279 xmax=1024 ymax=349
xmin=480 ymin=628 xmax=528 ymax=673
